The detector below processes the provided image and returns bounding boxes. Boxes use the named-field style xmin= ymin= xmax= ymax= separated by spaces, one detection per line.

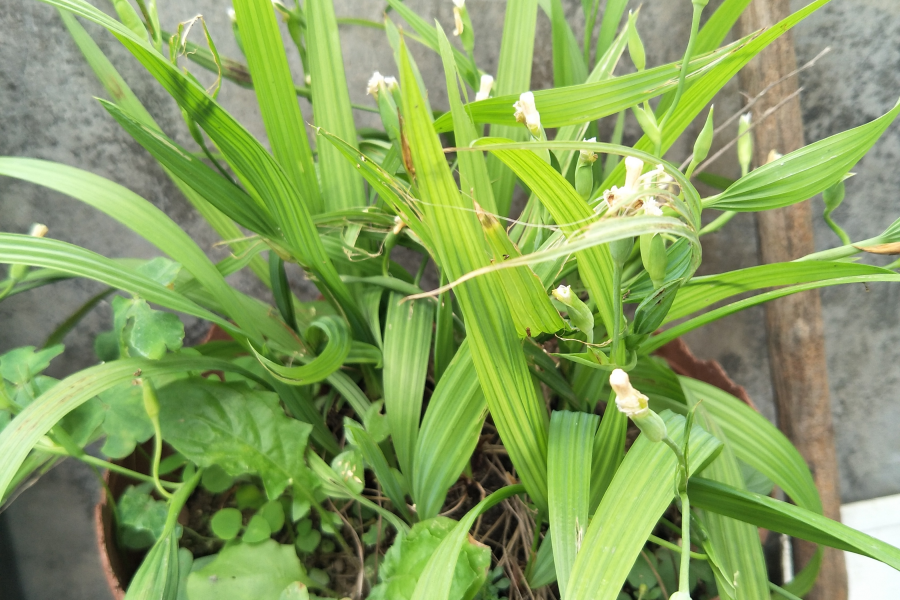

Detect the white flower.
xmin=227 ymin=7 xmax=236 ymax=22
xmin=475 ymin=74 xmax=494 ymax=102
xmin=610 ymin=369 xmax=649 ymax=418
xmin=513 ymin=91 xmax=541 ymax=136
xmin=367 ymin=71 xmax=385 ymax=97
xmin=603 ymin=185 xmax=621 ymax=209
xmin=453 ymin=6 xmax=464 ymax=36
xmin=643 ymin=198 xmax=663 ymax=216
xmin=383 ymin=76 xmax=398 ymax=91
xmin=29 ymin=223 xmax=48 ymax=238
xmin=551 ymin=285 xmax=572 ymax=304
xmin=623 ymin=156 xmax=644 ymax=191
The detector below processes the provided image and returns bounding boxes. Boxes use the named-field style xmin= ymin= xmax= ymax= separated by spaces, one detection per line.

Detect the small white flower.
xmin=603 ymin=185 xmax=621 ymax=209
xmin=383 ymin=76 xmax=398 ymax=91
xmin=610 ymin=368 xmax=650 ymax=418
xmin=475 ymin=74 xmax=494 ymax=102
xmin=367 ymin=71 xmax=385 ymax=97
xmin=643 ymin=198 xmax=664 ymax=216
xmin=513 ymin=91 xmax=541 ymax=136
xmin=29 ymin=223 xmax=48 ymax=238
xmin=623 ymin=156 xmax=644 ymax=191
xmin=453 ymin=6 xmax=464 ymax=36
xmin=551 ymin=285 xmax=572 ymax=304
xmin=227 ymin=7 xmax=236 ymax=22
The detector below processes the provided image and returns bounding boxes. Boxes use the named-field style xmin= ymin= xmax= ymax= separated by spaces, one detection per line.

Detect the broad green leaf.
xmin=589 ymin=394 xmax=627 ymax=512
xmin=567 ymin=412 xmax=723 ymax=600
xmin=410 ymin=485 xmax=526 ymax=600
xmin=157 ymin=379 xmax=313 ymax=499
xmin=117 ymin=483 xmax=168 ymax=550
xmin=370 ymin=517 xmax=490 ymax=600
xmin=398 ymin=36 xmax=550 ymax=510
xmin=187 ymin=540 xmax=311 ymax=600
xmin=96 ymin=382 xmax=153 ymax=459
xmin=0 ymin=345 xmax=63 ymax=386
xmin=413 ymin=341 xmax=486 ymax=520
xmin=383 ymin=293 xmax=434 ymax=479
xmin=547 ymin=410 xmax=599 ymax=598
xmin=666 ymin=261 xmax=893 ymax=323
xmin=307 ymin=0 xmax=366 ymax=210
xmin=434 ymin=39 xmax=741 ymax=132
xmin=232 ymin=0 xmax=321 ymax=214
xmin=126 ymin=300 xmax=184 ymax=359
xmin=690 ymin=478 xmax=900 ymax=570
xmin=707 ymin=98 xmax=900 ymax=211
xmin=250 ymin=316 xmax=351 ymax=386
xmin=0 ymin=355 xmax=263 ymax=503
xmin=487 ymin=0 xmax=538 ymax=216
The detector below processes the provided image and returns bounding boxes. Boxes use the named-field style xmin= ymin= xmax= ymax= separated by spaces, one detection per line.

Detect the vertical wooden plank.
xmin=738 ymin=2 xmax=848 ymax=598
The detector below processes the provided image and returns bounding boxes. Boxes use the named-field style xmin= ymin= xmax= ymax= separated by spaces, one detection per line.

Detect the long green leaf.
xmin=344 ymin=420 xmax=412 ymax=523
xmin=398 ymin=36 xmax=551 ymax=510
xmin=694 ymin=0 xmax=754 ymax=55
xmin=589 ymin=396 xmax=627 ymax=513
xmin=383 ymin=293 xmax=434 ymax=480
xmin=690 ymin=478 xmax=900 ymax=570
xmin=250 ymin=316 xmax=351 ymax=385
xmin=707 ymin=97 xmax=900 ymax=211
xmin=551 ymin=0 xmax=588 ymax=87
xmin=0 ymin=158 xmax=260 ymax=338
xmin=0 ymin=356 xmax=264 ymax=502
xmin=307 ymin=0 xmax=366 ymax=210
xmin=596 ymin=0 xmax=629 ymax=59
xmin=232 ymin=0 xmax=321 ymax=214
xmin=547 ymin=410 xmax=599 ymax=598
xmin=434 ymin=39 xmax=741 ymax=132
xmin=487 ymin=0 xmax=538 ymax=216
xmin=413 ymin=341 xmax=486 ymax=519
xmin=567 ymin=411 xmax=723 ymax=600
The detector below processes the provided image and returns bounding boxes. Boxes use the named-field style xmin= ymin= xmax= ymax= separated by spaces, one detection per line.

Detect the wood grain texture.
xmin=737 ymin=1 xmax=848 ymax=598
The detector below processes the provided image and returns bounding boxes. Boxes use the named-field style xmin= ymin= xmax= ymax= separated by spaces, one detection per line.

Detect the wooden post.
xmin=738 ymin=2 xmax=848 ymax=599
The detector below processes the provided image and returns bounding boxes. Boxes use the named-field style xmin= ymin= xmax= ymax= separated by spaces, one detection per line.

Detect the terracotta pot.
xmin=94 ymin=338 xmax=757 ymax=598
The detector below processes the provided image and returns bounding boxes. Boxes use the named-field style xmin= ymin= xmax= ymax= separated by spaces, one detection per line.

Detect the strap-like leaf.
xmin=251 ymin=316 xmax=352 ymax=385
xmin=548 ymin=410 xmax=599 ymax=598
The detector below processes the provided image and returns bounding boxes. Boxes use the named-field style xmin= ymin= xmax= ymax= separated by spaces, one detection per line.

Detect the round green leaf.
xmin=259 ymin=500 xmax=285 ymax=533
xmin=201 ymin=464 xmax=234 ymax=494
xmin=210 ymin=508 xmax=243 ymax=541
xmin=243 ymin=514 xmax=272 ymax=544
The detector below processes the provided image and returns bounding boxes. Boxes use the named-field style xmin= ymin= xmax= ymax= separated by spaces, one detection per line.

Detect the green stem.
xmin=163 ymin=468 xmax=202 ymax=535
xmin=648 ymin=533 xmax=707 ymax=560
xmin=699 ymin=211 xmax=737 ymax=236
xmin=150 ymin=419 xmax=173 ymax=499
xmin=612 ymin=264 xmax=624 ymax=365
xmin=657 ymin=2 xmax=704 ymax=153
xmin=678 ymin=492 xmax=692 ymax=595
xmin=769 ymin=581 xmax=805 ymax=600
xmin=33 ymin=443 xmax=181 ymax=490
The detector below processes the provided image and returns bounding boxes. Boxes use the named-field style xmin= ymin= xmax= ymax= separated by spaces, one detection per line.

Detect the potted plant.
xmin=2 ymin=0 xmax=900 ymax=599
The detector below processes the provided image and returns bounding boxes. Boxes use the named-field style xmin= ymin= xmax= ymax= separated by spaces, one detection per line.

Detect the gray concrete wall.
xmin=1 ymin=0 xmax=900 ymax=597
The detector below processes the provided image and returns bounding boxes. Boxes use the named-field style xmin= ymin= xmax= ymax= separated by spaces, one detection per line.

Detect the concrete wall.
xmin=1 ymin=0 xmax=900 ymax=597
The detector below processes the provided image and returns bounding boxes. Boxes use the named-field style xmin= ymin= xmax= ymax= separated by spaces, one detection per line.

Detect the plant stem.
xmin=647 ymin=533 xmax=707 ymax=560
xmin=699 ymin=210 xmax=737 ymax=236
xmin=150 ymin=418 xmax=173 ymax=499
xmin=769 ymin=581 xmax=805 ymax=600
xmin=33 ymin=443 xmax=181 ymax=490
xmin=657 ymin=2 xmax=705 ymax=154
xmin=678 ymin=491 xmax=692 ymax=595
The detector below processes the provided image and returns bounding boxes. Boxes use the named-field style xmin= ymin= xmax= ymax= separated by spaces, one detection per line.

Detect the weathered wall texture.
xmin=1 ymin=0 xmax=899 ymax=598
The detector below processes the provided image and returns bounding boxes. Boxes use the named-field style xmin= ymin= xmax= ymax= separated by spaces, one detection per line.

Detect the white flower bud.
xmin=579 ymin=137 xmax=598 ymax=164
xmin=452 ymin=0 xmax=466 ymax=7
xmin=623 ymin=156 xmax=644 ymax=191
xmin=610 ymin=369 xmax=649 ymax=418
xmin=305 ymin=74 xmax=311 ymax=85
xmin=367 ymin=71 xmax=385 ymax=98
xmin=227 ymin=8 xmax=236 ymax=22
xmin=513 ymin=91 xmax=541 ymax=137
xmin=551 ymin=285 xmax=572 ymax=304
xmin=738 ymin=112 xmax=754 ymax=173
xmin=29 ymin=223 xmax=48 ymax=238
xmin=475 ymin=74 xmax=494 ymax=102
xmin=670 ymin=593 xmax=692 ymax=600
xmin=452 ymin=6 xmax=464 ymax=36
